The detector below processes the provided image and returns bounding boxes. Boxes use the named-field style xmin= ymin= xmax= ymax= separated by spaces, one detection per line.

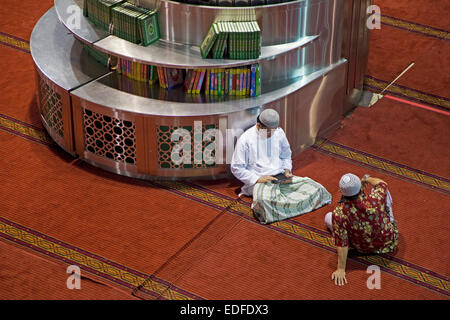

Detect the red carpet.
xmin=0 ymin=0 xmax=449 ymax=300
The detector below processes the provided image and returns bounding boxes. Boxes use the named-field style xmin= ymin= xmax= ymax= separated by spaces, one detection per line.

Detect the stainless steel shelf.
xmin=95 ymin=35 xmax=318 ymax=69
xmin=31 ymin=7 xmax=109 ymax=91
xmin=54 ymin=0 xmax=319 ymax=68
xmin=55 ymin=0 xmax=109 ymax=44
xmin=70 ymin=59 xmax=347 ymax=117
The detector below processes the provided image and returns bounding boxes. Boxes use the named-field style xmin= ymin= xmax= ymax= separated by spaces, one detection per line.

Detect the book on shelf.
xmin=85 ymin=1 xmax=158 ymax=46
xmin=166 ymin=68 xmax=185 ymax=89
xmin=201 ymin=23 xmax=220 ymax=59
xmin=138 ymin=10 xmax=160 ymax=46
xmin=200 ymin=20 xmax=261 ymax=60
xmin=196 ymin=69 xmax=206 ymax=94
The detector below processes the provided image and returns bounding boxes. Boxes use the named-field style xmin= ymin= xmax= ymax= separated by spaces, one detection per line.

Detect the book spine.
xmin=246 ymin=67 xmax=251 ymax=96
xmin=221 ymin=69 xmax=225 ymax=96
xmin=250 ymin=64 xmax=256 ymax=97
xmin=210 ymin=69 xmax=215 ymax=95
xmin=196 ymin=69 xmax=206 ymax=94
xmin=240 ymin=68 xmax=244 ymax=95
xmin=224 ymin=69 xmax=229 ymax=95
xmin=214 ymin=69 xmax=218 ymax=95
xmin=205 ymin=69 xmax=210 ymax=95
xmin=236 ymin=68 xmax=239 ymax=95
xmin=255 ymin=64 xmax=261 ymax=96
xmin=217 ymin=69 xmax=222 ymax=96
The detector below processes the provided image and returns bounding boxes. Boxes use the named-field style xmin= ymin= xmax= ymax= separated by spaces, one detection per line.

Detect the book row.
xmin=116 ymin=57 xmax=261 ymax=97
xmin=201 ymin=21 xmax=261 ymax=60
xmin=185 ymin=66 xmax=261 ymax=97
xmin=84 ymin=0 xmax=160 ymax=46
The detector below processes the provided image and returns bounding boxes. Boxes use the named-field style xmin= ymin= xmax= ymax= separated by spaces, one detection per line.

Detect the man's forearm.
xmin=337 ymin=246 xmax=348 ymax=270
xmin=365 ymin=177 xmax=386 ymax=186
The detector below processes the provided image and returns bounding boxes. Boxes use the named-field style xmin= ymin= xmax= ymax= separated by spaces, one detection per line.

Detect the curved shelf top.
xmin=156 ymin=0 xmax=306 ymax=10
xmin=30 ymin=7 xmax=108 ymax=91
xmin=55 ymin=0 xmax=318 ymax=68
xmin=95 ymin=35 xmax=318 ymax=69
xmin=71 ymin=59 xmax=347 ymax=117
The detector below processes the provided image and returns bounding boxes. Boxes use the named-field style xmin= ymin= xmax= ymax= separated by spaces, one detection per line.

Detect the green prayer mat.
xmin=252 ymin=176 xmax=332 ymax=224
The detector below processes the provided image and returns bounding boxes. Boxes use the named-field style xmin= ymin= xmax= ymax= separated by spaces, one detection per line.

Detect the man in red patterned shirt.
xmin=324 ymin=173 xmax=399 ymax=286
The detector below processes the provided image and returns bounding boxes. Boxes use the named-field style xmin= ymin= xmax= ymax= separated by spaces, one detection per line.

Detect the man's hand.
xmin=331 ymin=269 xmax=348 ymax=286
xmin=257 ymin=175 xmax=278 ymax=184
xmin=284 ymin=169 xmax=293 ymax=178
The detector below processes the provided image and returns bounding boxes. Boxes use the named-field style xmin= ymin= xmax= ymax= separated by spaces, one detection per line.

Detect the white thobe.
xmin=231 ymin=125 xmax=292 ymax=196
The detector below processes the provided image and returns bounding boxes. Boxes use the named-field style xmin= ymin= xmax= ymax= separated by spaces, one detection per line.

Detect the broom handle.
xmin=380 ymin=62 xmax=415 ymax=95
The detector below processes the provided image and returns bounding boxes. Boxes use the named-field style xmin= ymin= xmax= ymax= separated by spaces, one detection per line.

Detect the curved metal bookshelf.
xmin=30 ymin=0 xmax=367 ymax=180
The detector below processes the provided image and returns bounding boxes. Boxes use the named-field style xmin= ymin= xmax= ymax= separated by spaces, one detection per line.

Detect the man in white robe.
xmin=231 ymin=109 xmax=332 ymax=224
xmin=231 ymin=109 xmax=292 ymax=196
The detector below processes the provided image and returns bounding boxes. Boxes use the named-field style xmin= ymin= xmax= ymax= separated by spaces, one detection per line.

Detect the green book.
xmin=229 ymin=22 xmax=234 ymax=59
xmin=217 ymin=22 xmax=227 ymax=59
xmin=250 ymin=21 xmax=255 ymax=59
xmin=83 ymin=0 xmax=88 ymax=17
xmin=212 ymin=22 xmax=222 ymax=59
xmin=238 ymin=22 xmax=244 ymax=59
xmin=242 ymin=22 xmax=247 ymax=59
xmin=138 ymin=11 xmax=160 ymax=46
xmin=218 ymin=22 xmax=228 ymax=59
xmin=245 ymin=21 xmax=250 ymax=59
xmin=254 ymin=20 xmax=261 ymax=57
xmin=255 ymin=64 xmax=261 ymax=96
xmin=211 ymin=33 xmax=221 ymax=59
xmin=221 ymin=22 xmax=229 ymax=59
xmin=200 ymin=23 xmax=220 ymax=59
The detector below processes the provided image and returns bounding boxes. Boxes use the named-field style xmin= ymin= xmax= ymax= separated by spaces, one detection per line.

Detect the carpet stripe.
xmin=380 ymin=14 xmax=450 ymax=42
xmin=313 ymin=138 xmax=450 ymax=195
xmin=364 ymin=76 xmax=450 ymax=112
xmin=0 ymin=31 xmax=30 ymax=53
xmin=0 ymin=114 xmax=53 ymax=146
xmin=0 ymin=217 xmax=204 ymax=300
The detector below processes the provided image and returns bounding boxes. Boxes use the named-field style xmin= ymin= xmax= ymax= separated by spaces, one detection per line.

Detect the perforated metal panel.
xmin=157 ymin=123 xmax=218 ymax=169
xmin=83 ymin=108 xmax=137 ymax=165
xmin=38 ymin=74 xmax=64 ymax=138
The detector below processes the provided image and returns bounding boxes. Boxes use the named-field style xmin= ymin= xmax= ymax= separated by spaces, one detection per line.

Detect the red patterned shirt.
xmin=332 ymin=182 xmax=399 ymax=254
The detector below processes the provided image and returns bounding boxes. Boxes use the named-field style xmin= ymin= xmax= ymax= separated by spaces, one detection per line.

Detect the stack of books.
xmin=85 ymin=0 xmax=125 ymax=30
xmin=84 ymin=0 xmax=160 ymax=46
xmin=202 ymin=64 xmax=261 ymax=97
xmin=117 ymin=58 xmax=158 ymax=84
xmin=111 ymin=2 xmax=159 ymax=45
xmin=200 ymin=21 xmax=261 ymax=60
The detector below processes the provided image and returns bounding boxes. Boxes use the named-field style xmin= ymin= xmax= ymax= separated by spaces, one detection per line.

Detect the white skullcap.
xmin=339 ymin=173 xmax=361 ymax=197
xmin=259 ymin=109 xmax=280 ymax=129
